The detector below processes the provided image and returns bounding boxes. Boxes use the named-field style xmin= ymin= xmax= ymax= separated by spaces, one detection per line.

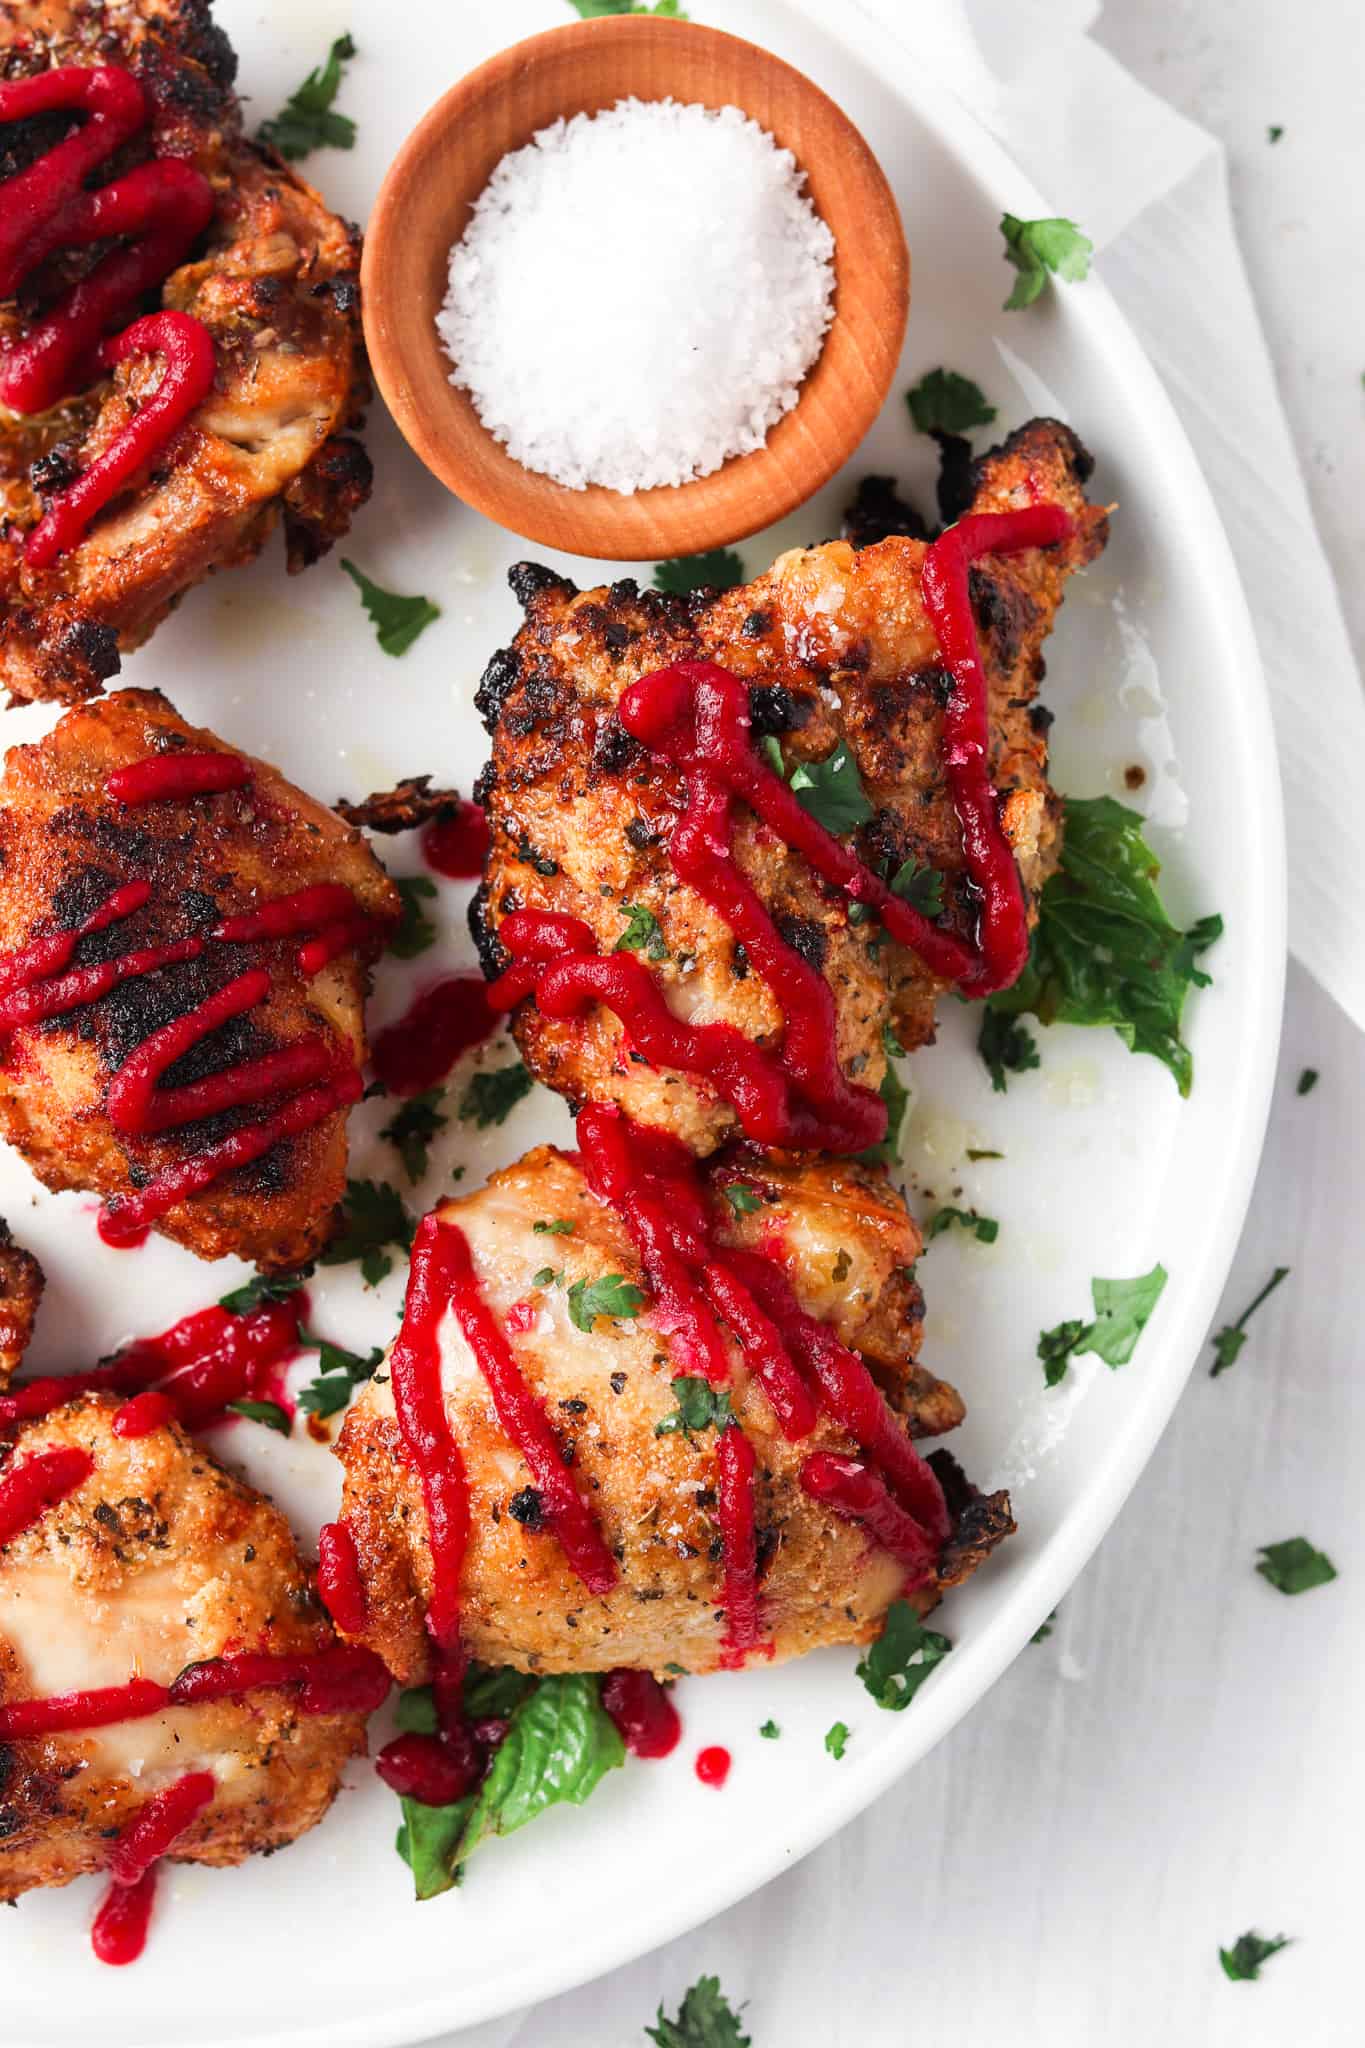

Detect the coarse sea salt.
xmin=436 ymin=97 xmax=836 ymax=495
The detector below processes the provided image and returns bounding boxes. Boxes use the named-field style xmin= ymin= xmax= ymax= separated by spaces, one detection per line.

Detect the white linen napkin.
xmin=853 ymin=0 xmax=1365 ymax=1035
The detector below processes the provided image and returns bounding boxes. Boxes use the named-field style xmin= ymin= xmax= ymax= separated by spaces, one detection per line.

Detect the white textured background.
xmin=435 ymin=4 xmax=1364 ymax=2043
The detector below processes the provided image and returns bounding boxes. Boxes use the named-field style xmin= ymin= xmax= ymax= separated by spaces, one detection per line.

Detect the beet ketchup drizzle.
xmin=106 ymin=752 xmax=252 ymax=806
xmin=0 ymin=1445 xmax=93 ymax=1545
xmin=91 ymin=1769 xmax=216 ymax=1965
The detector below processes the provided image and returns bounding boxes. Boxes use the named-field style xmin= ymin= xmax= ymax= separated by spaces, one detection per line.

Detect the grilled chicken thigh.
xmin=0 ymin=1222 xmax=43 ymax=1391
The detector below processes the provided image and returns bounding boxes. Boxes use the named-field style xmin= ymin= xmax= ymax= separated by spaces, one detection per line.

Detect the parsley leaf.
xmin=1031 ymin=1609 xmax=1057 ymax=1644
xmin=320 ymin=1178 xmax=415 ymax=1286
xmin=568 ymin=1273 xmax=646 ymax=1333
xmin=380 ymin=1089 xmax=447 ymax=1182
xmin=647 ymin=1977 xmax=750 ymax=2048
xmin=927 ymin=1206 xmax=999 ymax=1245
xmin=1297 ymin=1067 xmax=1319 ymax=1095
xmin=257 ymin=33 xmax=357 ymax=161
xmin=1220 ymin=1931 xmax=1291 ymax=1981
xmin=720 ymin=1184 xmax=763 ymax=1217
xmin=296 ymin=1332 xmax=383 ymax=1418
xmin=614 ymin=903 xmax=669 ymax=962
xmin=856 ymin=1023 xmax=910 ymax=1169
xmin=1038 ymin=1265 xmax=1168 ymax=1385
xmin=906 ymin=368 xmax=997 ymax=436
xmin=999 ymin=213 xmax=1093 ymax=310
xmin=652 ymin=548 xmax=743 ymax=594
xmin=655 ymin=1376 xmax=733 ymax=1439
xmin=1209 ymin=1265 xmax=1290 ymax=1376
xmin=225 ymin=1398 xmax=291 ymax=1434
xmin=759 ymin=1719 xmax=780 ymax=1739
xmin=978 ymin=1009 xmax=1040 ymax=1093
xmin=889 ymin=858 xmax=946 ymax=919
xmin=389 ymin=875 xmax=438 ymax=959
xmin=217 ymin=1270 xmax=310 ymax=1316
xmin=1256 ymin=1538 xmax=1337 ymax=1596
xmin=824 ymin=1720 xmax=850 ymax=1759
xmin=987 ymin=796 xmax=1222 ymax=1096
xmin=459 ymin=1062 xmax=533 ymax=1129
xmin=340 ymin=559 xmax=440 ymax=657
xmin=788 ymin=745 xmax=874 ymax=836
xmin=1038 ymin=1318 xmax=1088 ymax=1388
xmin=533 ymin=1218 xmax=576 ymax=1236
xmin=856 ymin=1601 xmax=951 ymax=1711
xmin=966 ymin=1147 xmax=1003 ymax=1161
xmin=1267 ymin=125 xmax=1285 ymax=143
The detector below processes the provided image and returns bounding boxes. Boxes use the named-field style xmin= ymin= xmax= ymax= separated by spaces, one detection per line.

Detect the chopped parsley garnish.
xmin=380 ymin=1089 xmax=447 ymax=1182
xmin=856 ymin=1023 xmax=910 ymax=1169
xmin=1267 ymin=125 xmax=1285 ymax=143
xmin=217 ymin=1269 xmax=309 ymax=1316
xmin=459 ymin=1062 xmax=533 ymax=1129
xmin=759 ymin=1719 xmax=780 ymax=1740
xmin=1220 ymin=1931 xmax=1291 ymax=1981
xmin=614 ymin=903 xmax=669 ymax=962
xmin=856 ymin=1601 xmax=951 ymax=1710
xmin=824 ymin=1720 xmax=850 ymax=1760
xmin=296 ymin=1332 xmax=384 ymax=1418
xmin=647 ymin=1976 xmax=750 ymax=2048
xmin=1031 ymin=1610 xmax=1057 ymax=1644
xmin=987 ymin=796 xmax=1222 ymax=1096
xmin=533 ymin=1218 xmax=576 ymax=1236
xmin=978 ymin=1009 xmax=1040 ymax=1093
xmin=225 ymin=1398 xmax=291 ymax=1434
xmin=652 ymin=547 xmax=743 ymax=593
xmin=1209 ymin=1265 xmax=1290 ymax=1375
xmin=655 ymin=1376 xmax=733 ymax=1439
xmin=319 ymin=1178 xmax=415 ymax=1286
xmin=567 ymin=1273 xmax=646 ymax=1333
xmin=927 ymin=1206 xmax=999 ymax=1245
xmin=966 ymin=1147 xmax=1003 ymax=1161
xmin=999 ymin=213 xmax=1093 ymax=310
xmin=906 ymin=368 xmax=997 ymax=436
xmin=720 ymin=1184 xmax=763 ymax=1217
xmin=388 ymin=874 xmax=438 ymax=959
xmin=889 ymin=857 xmax=946 ymax=919
xmin=758 ymin=734 xmax=785 ymax=778
xmin=1297 ymin=1067 xmax=1319 ymax=1095
xmin=257 ymin=33 xmax=357 ymax=160
xmin=1255 ymin=1537 xmax=1337 ymax=1596
xmin=777 ymin=743 xmax=874 ymax=837
xmin=340 ymin=559 xmax=440 ymax=657
xmin=1037 ymin=1264 xmax=1168 ymax=1385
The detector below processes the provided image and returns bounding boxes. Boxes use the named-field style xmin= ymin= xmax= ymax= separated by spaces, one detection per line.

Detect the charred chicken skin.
xmin=333 ymin=1144 xmax=1011 ymax=1683
xmin=0 ymin=1393 xmax=370 ymax=1902
xmin=0 ymin=1219 xmax=42 ymax=1391
xmin=0 ymin=687 xmax=399 ymax=1267
xmin=0 ymin=0 xmax=371 ymax=706
xmin=474 ymin=420 xmax=1107 ymax=1156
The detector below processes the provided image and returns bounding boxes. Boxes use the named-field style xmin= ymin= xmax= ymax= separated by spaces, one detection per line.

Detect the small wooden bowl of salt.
xmin=361 ymin=17 xmax=908 ymax=561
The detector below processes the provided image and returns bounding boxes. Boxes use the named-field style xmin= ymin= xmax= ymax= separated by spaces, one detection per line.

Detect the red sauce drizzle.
xmin=715 ymin=1423 xmax=762 ymax=1668
xmin=422 ymin=802 xmax=490 ymax=881
xmin=317 ymin=1520 xmax=367 ymax=1635
xmin=90 ymin=1865 xmax=157 ymax=1967
xmin=0 ymin=1647 xmax=389 ymax=1742
xmin=0 ymin=1678 xmax=168 ymax=1741
xmin=386 ymin=1216 xmax=473 ymax=1654
xmin=371 ymin=976 xmax=499 ymax=1097
xmin=105 ymin=752 xmax=252 ymax=806
xmin=695 ymin=1745 xmax=731 ymax=1788
xmin=799 ymin=1451 xmax=936 ymax=1584
xmin=111 ymin=1390 xmax=176 ymax=1439
xmin=602 ymin=1669 xmax=681 ymax=1759
xmin=90 ymin=1770 xmax=214 ymax=1966
xmin=0 ymin=1445 xmax=92 ymax=1544
xmin=212 ymin=885 xmax=360 ymax=945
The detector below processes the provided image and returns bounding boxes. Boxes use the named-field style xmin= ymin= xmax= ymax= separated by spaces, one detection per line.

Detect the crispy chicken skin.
xmin=0 ymin=688 xmax=399 ymax=1267
xmin=0 ymin=0 xmax=372 ymax=705
xmin=474 ymin=420 xmax=1108 ymax=1155
xmin=334 ymin=1146 xmax=1010 ymax=1683
xmin=0 ymin=1220 xmax=42 ymax=1390
xmin=0 ymin=1393 xmax=369 ymax=1901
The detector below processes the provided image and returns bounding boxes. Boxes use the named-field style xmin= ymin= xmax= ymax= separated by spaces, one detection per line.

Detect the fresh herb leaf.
xmin=856 ymin=1601 xmax=951 ymax=1711
xmin=856 ymin=1023 xmax=910 ymax=1168
xmin=568 ymin=1273 xmax=647 ymax=1333
xmin=1297 ymin=1067 xmax=1319 ymax=1095
xmin=531 ymin=1267 xmax=562 ymax=1290
xmin=296 ymin=1331 xmax=383 ymax=1418
xmin=394 ymin=1686 xmax=439 ymax=1735
xmin=533 ymin=1218 xmax=576 ymax=1236
xmin=647 ymin=1977 xmax=750 ymax=2048
xmin=1031 ymin=1609 xmax=1057 ymax=1644
xmin=1220 ymin=1931 xmax=1291 ymax=1981
xmin=614 ymin=903 xmax=669 ymax=962
xmin=655 ymin=1376 xmax=733 ymax=1439
xmin=927 ymin=1206 xmax=999 ymax=1245
xmin=889 ymin=858 xmax=946 ymax=919
xmin=978 ymin=1009 xmax=1040 ymax=1093
xmin=759 ymin=1719 xmax=780 ymax=1740
xmin=1209 ymin=1266 xmax=1290 ymax=1375
xmin=989 ymin=797 xmax=1222 ymax=1095
xmin=217 ymin=1270 xmax=309 ymax=1315
xmin=652 ymin=547 xmax=743 ymax=594
xmin=1037 ymin=1265 xmax=1168 ymax=1385
xmin=1267 ymin=125 xmax=1285 ymax=143
xmin=1256 ymin=1538 xmax=1337 ymax=1596
xmin=225 ymin=1398 xmax=291 ymax=1434
xmin=389 ymin=874 xmax=438 ymax=959
xmin=788 ymin=745 xmax=875 ymax=837
xmin=720 ymin=1184 xmax=763 ymax=1217
xmin=380 ymin=1089 xmax=447 ymax=1182
xmin=1038 ymin=1318 xmax=1087 ymax=1388
xmin=459 ymin=1063 xmax=533 ymax=1130
xmin=758 ymin=735 xmax=785 ymax=778
xmin=340 ymin=559 xmax=440 ymax=657
xmin=453 ymin=1673 xmax=624 ymax=1872
xmin=257 ymin=33 xmax=357 ymax=161
xmin=395 ymin=1794 xmax=474 ymax=1902
xmin=999 ymin=213 xmax=1093 ymax=310
xmin=966 ymin=1148 xmax=1003 ymax=1161
xmin=906 ymin=368 xmax=997 ymax=436
xmin=462 ymin=1663 xmax=536 ymax=1719
xmin=320 ymin=1178 xmax=415 ymax=1286
xmin=824 ymin=1720 xmax=850 ymax=1759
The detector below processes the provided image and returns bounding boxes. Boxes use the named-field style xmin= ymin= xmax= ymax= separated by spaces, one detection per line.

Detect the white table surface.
xmin=431 ymin=5 xmax=1364 ymax=2044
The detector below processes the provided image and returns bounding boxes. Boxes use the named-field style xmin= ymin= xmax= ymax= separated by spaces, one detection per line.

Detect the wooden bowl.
xmin=360 ymin=18 xmax=909 ymax=560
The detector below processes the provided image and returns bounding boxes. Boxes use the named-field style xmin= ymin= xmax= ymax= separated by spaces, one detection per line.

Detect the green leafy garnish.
xmin=1220 ymin=1931 xmax=1291 ymax=1981
xmin=1037 ymin=1320 xmax=1087 ymax=1388
xmin=720 ymin=1184 xmax=763 ymax=1217
xmin=889 ymin=858 xmax=946 ymax=919
xmin=655 ymin=1376 xmax=733 ymax=1439
xmin=999 ymin=213 xmax=1093 ymax=309
xmin=652 ymin=547 xmax=743 ymax=594
xmin=856 ymin=1023 xmax=910 ymax=1169
xmin=789 ymin=744 xmax=874 ymax=837
xmin=257 ymin=33 xmax=357 ymax=161
xmin=532 ymin=1267 xmax=562 ymax=1290
xmin=1256 ymin=1538 xmax=1337 ymax=1596
xmin=758 ymin=735 xmax=785 ymax=778
xmin=454 ymin=1674 xmax=624 ymax=1871
xmin=1297 ymin=1067 xmax=1319 ymax=1095
xmin=319 ymin=1178 xmax=415 ymax=1286
xmin=568 ymin=1273 xmax=647 ymax=1333
xmin=1209 ymin=1266 xmax=1290 ymax=1376
xmin=1031 ymin=1610 xmax=1057 ymax=1644
xmin=389 ymin=875 xmax=438 ymax=960
xmin=1037 ymin=1264 xmax=1169 ymax=1385
xmin=380 ymin=1089 xmax=447 ymax=1182
xmin=824 ymin=1720 xmax=850 ymax=1760
xmin=647 ymin=1977 xmax=750 ymax=2048
xmin=533 ymin=1218 xmax=576 ymax=1236
xmin=759 ymin=1719 xmax=780 ymax=1740
xmin=395 ymin=1796 xmax=473 ymax=1903
xmin=966 ymin=1148 xmax=1003 ymax=1161
xmin=459 ymin=1063 xmax=533 ymax=1130
xmin=978 ymin=1009 xmax=1040 ymax=1093
xmin=927 ymin=1206 xmax=999 ymax=1245
xmin=987 ymin=796 xmax=1222 ymax=1096
xmin=906 ymin=368 xmax=997 ymax=436
xmin=856 ymin=1601 xmax=951 ymax=1711
xmin=1267 ymin=125 xmax=1284 ymax=143
xmin=463 ymin=1664 xmax=537 ymax=1719
xmin=225 ymin=1398 xmax=291 ymax=1434
xmin=615 ymin=903 xmax=669 ymax=962
xmin=296 ymin=1332 xmax=383 ymax=1418
xmin=340 ymin=559 xmax=440 ymax=657
xmin=217 ymin=1270 xmax=309 ymax=1316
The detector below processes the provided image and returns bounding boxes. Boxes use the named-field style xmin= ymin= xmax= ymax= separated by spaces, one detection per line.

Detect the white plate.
xmin=0 ymin=2 xmax=1285 ymax=2042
